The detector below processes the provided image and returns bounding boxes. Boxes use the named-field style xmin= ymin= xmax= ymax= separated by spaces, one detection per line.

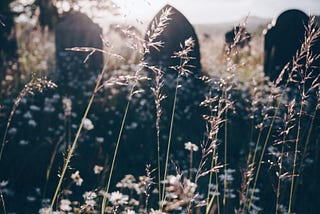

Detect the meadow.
xmin=0 ymin=7 xmax=319 ymax=214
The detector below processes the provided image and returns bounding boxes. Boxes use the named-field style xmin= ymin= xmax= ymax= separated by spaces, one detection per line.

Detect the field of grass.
xmin=0 ymin=8 xmax=319 ymax=214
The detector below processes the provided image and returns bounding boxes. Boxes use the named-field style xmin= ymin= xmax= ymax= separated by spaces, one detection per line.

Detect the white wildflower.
xmin=62 ymin=97 xmax=72 ymax=116
xmin=0 ymin=180 xmax=9 ymax=188
xmin=71 ymin=170 xmax=83 ymax=186
xmin=184 ymin=142 xmax=199 ymax=152
xmin=124 ymin=210 xmax=136 ymax=214
xmin=109 ymin=191 xmax=129 ymax=205
xmin=150 ymin=209 xmax=167 ymax=214
xmin=23 ymin=111 xmax=32 ymax=119
xmin=28 ymin=119 xmax=37 ymax=127
xmin=27 ymin=196 xmax=36 ymax=202
xmin=59 ymin=199 xmax=72 ymax=211
xmin=83 ymin=118 xmax=94 ymax=130
xmin=30 ymin=105 xmax=41 ymax=111
xmin=8 ymin=127 xmax=17 ymax=135
xmin=38 ymin=207 xmax=57 ymax=214
xmin=84 ymin=199 xmax=96 ymax=208
xmin=129 ymin=198 xmax=139 ymax=206
xmin=93 ymin=165 xmax=104 ymax=174
xmin=19 ymin=140 xmax=29 ymax=146
xmin=83 ymin=191 xmax=97 ymax=200
xmin=95 ymin=137 xmax=104 ymax=143
xmin=116 ymin=174 xmax=136 ymax=189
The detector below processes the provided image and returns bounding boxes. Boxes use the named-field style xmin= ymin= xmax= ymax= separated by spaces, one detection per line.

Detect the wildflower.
xmin=129 ymin=198 xmax=139 ymax=206
xmin=23 ymin=111 xmax=32 ymax=119
xmin=8 ymin=127 xmax=17 ymax=135
xmin=219 ymin=173 xmax=234 ymax=182
xmin=134 ymin=175 xmax=152 ymax=195
xmin=27 ymin=196 xmax=36 ymax=202
xmin=83 ymin=118 xmax=94 ymax=130
xmin=93 ymin=165 xmax=104 ymax=174
xmin=166 ymin=175 xmax=181 ymax=186
xmin=165 ymin=192 xmax=178 ymax=199
xmin=30 ymin=105 xmax=41 ymax=111
xmin=109 ymin=191 xmax=129 ymax=205
xmin=268 ymin=146 xmax=281 ymax=157
xmin=84 ymin=199 xmax=96 ymax=208
xmin=116 ymin=174 xmax=136 ymax=189
xmin=44 ymin=101 xmax=55 ymax=113
xmin=28 ymin=119 xmax=37 ymax=127
xmin=184 ymin=178 xmax=197 ymax=195
xmin=19 ymin=140 xmax=29 ymax=146
xmin=59 ymin=199 xmax=72 ymax=211
xmin=95 ymin=137 xmax=104 ymax=143
xmin=150 ymin=208 xmax=167 ymax=214
xmin=0 ymin=180 xmax=9 ymax=188
xmin=71 ymin=170 xmax=83 ymax=186
xmin=0 ymin=180 xmax=10 ymax=196
xmin=224 ymin=189 xmax=236 ymax=199
xmin=124 ymin=210 xmax=136 ymax=214
xmin=62 ymin=97 xmax=72 ymax=116
xmin=38 ymin=208 xmax=58 ymax=214
xmin=83 ymin=191 xmax=97 ymax=200
xmin=184 ymin=142 xmax=199 ymax=152
xmin=5 ymin=74 xmax=13 ymax=81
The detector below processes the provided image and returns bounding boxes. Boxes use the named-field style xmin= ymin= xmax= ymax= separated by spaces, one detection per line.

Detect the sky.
xmin=100 ymin=0 xmax=320 ymax=25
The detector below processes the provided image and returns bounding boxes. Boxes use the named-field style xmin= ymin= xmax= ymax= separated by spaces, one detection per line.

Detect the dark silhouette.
xmin=225 ymin=26 xmax=251 ymax=51
xmin=35 ymin=0 xmax=58 ymax=30
xmin=55 ymin=11 xmax=103 ymax=96
xmin=139 ymin=4 xmax=206 ymax=175
xmin=263 ymin=10 xmax=320 ymax=214
xmin=263 ymin=9 xmax=309 ymax=82
xmin=144 ymin=4 xmax=201 ymax=76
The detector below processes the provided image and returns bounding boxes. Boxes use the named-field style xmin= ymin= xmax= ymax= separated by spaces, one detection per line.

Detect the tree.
xmin=0 ymin=0 xmax=119 ymax=95
xmin=0 ymin=0 xmax=18 ymax=94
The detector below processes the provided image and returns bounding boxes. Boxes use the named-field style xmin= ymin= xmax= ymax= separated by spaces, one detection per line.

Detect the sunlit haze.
xmin=102 ymin=0 xmax=320 ymax=26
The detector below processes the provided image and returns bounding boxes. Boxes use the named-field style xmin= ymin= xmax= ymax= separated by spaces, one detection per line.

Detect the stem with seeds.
xmin=294 ymin=108 xmax=317 ymax=192
xmin=101 ymin=67 xmax=142 ymax=214
xmin=160 ymin=76 xmax=180 ymax=210
xmin=206 ymin=96 xmax=222 ymax=214
xmin=50 ymin=63 xmax=107 ymax=209
xmin=206 ymin=144 xmax=220 ymax=214
xmin=275 ymin=115 xmax=290 ymax=214
xmin=189 ymin=149 xmax=193 ymax=180
xmin=247 ymin=79 xmax=290 ymax=210
xmin=248 ymin=106 xmax=278 ymax=210
xmin=223 ymin=97 xmax=228 ymax=211
xmin=288 ymin=103 xmax=303 ymax=214
xmin=0 ymin=191 xmax=6 ymax=214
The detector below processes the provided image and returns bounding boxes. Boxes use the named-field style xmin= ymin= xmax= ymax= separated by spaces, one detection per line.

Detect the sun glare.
xmin=109 ymin=0 xmax=167 ymax=24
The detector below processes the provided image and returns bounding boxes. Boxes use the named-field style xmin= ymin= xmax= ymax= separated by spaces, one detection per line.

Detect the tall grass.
xmin=0 ymin=76 xmax=56 ymax=160
xmin=1 ymin=7 xmax=320 ymax=214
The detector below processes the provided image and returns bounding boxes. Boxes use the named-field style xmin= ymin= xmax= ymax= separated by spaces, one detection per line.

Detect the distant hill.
xmin=194 ymin=16 xmax=271 ymax=37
